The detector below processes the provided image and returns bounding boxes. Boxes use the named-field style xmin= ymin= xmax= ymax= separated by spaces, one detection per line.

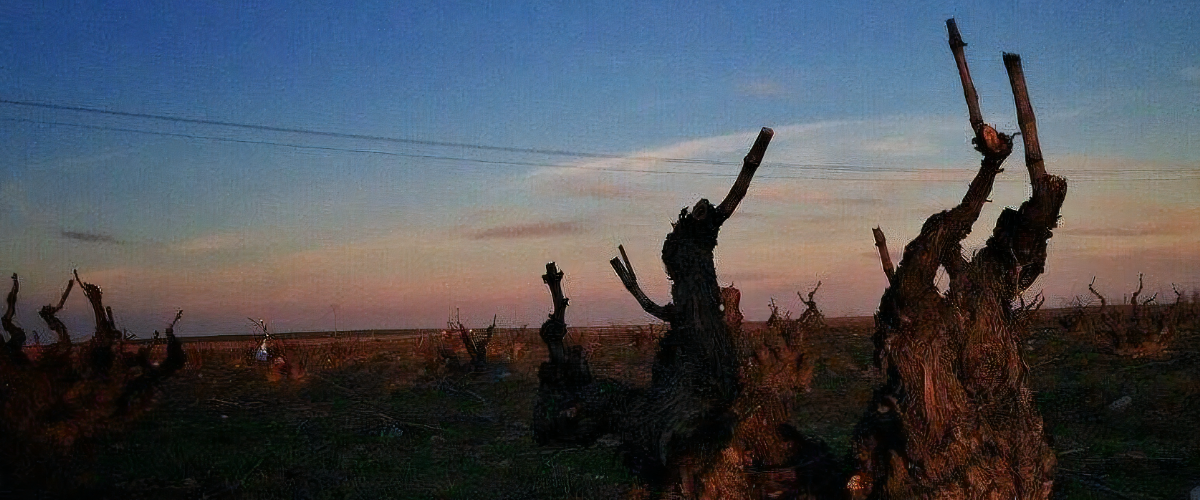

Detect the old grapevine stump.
xmin=848 ymin=21 xmax=1065 ymax=500
xmin=534 ymin=262 xmax=633 ymax=447
xmin=537 ymin=129 xmax=789 ymax=497
xmin=0 ymin=272 xmax=186 ymax=489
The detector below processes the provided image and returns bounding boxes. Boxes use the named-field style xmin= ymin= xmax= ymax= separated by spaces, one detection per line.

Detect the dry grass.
xmin=1 ymin=314 xmax=1193 ymax=499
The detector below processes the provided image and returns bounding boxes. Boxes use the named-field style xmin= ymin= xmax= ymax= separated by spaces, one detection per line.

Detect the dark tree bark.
xmin=872 ymin=228 xmax=896 ymax=285
xmin=75 ymin=269 xmax=121 ymax=378
xmin=1081 ymin=275 xmax=1180 ymax=356
xmin=116 ymin=310 xmax=186 ymax=413
xmin=721 ymin=285 xmax=744 ymax=333
xmin=848 ymin=21 xmax=1064 ymax=500
xmin=534 ymin=263 xmax=636 ymax=448
xmin=615 ymin=128 xmax=773 ymax=496
xmin=3 ymin=274 xmax=29 ymax=364
xmin=538 ymin=129 xmax=823 ymax=498
xmin=449 ymin=313 xmax=496 ymax=371
xmin=0 ymin=271 xmax=187 ymax=490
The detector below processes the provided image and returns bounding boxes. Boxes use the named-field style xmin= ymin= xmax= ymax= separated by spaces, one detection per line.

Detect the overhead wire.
xmin=3 ymin=99 xmax=1197 ymax=182
xmin=0 ymin=97 xmax=1029 ymax=175
xmin=1 ymin=97 xmax=855 ymax=169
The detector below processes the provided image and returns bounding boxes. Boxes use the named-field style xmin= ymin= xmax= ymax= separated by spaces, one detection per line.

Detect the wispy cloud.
xmin=15 ymin=117 xmax=1199 ymax=333
xmin=469 ymin=221 xmax=584 ymax=240
xmin=737 ymin=79 xmax=790 ymax=98
xmin=60 ymin=230 xmax=122 ymax=245
xmin=534 ymin=176 xmax=644 ymax=200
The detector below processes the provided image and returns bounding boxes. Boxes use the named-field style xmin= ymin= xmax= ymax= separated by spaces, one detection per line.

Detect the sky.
xmin=1 ymin=0 xmax=1198 ymax=337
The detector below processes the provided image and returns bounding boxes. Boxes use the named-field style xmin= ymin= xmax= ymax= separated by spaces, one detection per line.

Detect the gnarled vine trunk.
xmin=1079 ymin=275 xmax=1182 ymax=357
xmin=0 ymin=271 xmax=186 ymax=491
xmin=848 ymin=20 xmax=1064 ymax=500
xmin=536 ymin=129 xmax=800 ymax=497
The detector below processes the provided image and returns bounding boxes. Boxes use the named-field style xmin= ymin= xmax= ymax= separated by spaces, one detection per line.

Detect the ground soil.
xmin=11 ymin=312 xmax=1197 ymax=499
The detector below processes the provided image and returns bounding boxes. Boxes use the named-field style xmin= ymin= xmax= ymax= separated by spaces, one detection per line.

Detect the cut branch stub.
xmin=851 ymin=22 xmax=1061 ymax=500
xmin=610 ymin=245 xmax=673 ymax=322
xmin=74 ymin=269 xmax=118 ymax=341
xmin=1088 ymin=276 xmax=1107 ymax=311
xmin=716 ymin=127 xmax=774 ymax=220
xmin=74 ymin=270 xmax=121 ymax=377
xmin=872 ymin=227 xmax=896 ymax=284
xmin=1004 ymin=52 xmax=1047 ymax=181
xmin=946 ymin=18 xmax=983 ymax=134
xmin=542 ymin=262 xmax=568 ymax=322
xmin=3 ymin=274 xmax=28 ymax=359
xmin=947 ymin=18 xmax=1012 ymax=161
xmin=540 ymin=262 xmax=571 ymax=364
xmin=39 ymin=280 xmax=75 ymax=344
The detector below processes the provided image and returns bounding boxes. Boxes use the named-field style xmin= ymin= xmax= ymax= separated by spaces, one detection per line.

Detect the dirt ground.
xmin=18 ymin=314 xmax=1198 ymax=499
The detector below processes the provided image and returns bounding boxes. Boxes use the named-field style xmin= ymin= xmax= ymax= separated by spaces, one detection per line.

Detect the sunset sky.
xmin=2 ymin=1 xmax=1198 ymax=337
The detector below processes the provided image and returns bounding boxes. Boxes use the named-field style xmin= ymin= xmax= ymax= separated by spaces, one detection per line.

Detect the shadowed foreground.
xmin=1 ymin=315 xmax=1186 ymax=499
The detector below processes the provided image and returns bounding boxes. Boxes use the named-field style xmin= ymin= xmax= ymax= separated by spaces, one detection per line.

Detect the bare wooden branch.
xmin=540 ymin=262 xmax=571 ymax=364
xmin=1088 ymin=277 xmax=1107 ymax=312
xmin=39 ymin=280 xmax=75 ymax=344
xmin=542 ymin=262 xmax=569 ymax=323
xmin=797 ymin=281 xmax=826 ymax=330
xmin=801 ymin=281 xmax=822 ymax=308
xmin=855 ymin=23 xmax=1060 ymax=499
xmin=872 ymin=227 xmax=896 ymax=284
xmin=899 ymin=156 xmax=1003 ymax=283
xmin=168 ymin=309 xmax=183 ymax=330
xmin=610 ymin=245 xmax=673 ymax=322
xmin=1130 ymin=273 xmax=1145 ymax=305
xmin=1004 ymin=53 xmax=1047 ymax=181
xmin=156 ymin=310 xmax=186 ymax=374
xmin=947 ymin=18 xmax=1013 ymax=160
xmin=715 ymin=127 xmax=774 ymax=220
xmin=946 ymin=19 xmax=983 ymax=134
xmin=3 ymin=274 xmax=27 ymax=354
xmin=74 ymin=269 xmax=117 ymax=340
xmin=1025 ymin=291 xmax=1046 ymax=313
xmin=3 ymin=274 xmax=19 ymax=334
xmin=117 ymin=310 xmax=186 ymax=413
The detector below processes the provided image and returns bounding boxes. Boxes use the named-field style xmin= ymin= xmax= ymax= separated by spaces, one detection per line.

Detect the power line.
xmin=0 ymin=97 xmax=970 ymax=174
xmin=2 ymin=117 xmax=737 ymax=177
xmin=2 ymin=97 xmax=835 ymax=168
xmin=8 ymin=117 xmax=1198 ymax=182
xmin=9 ymin=97 xmax=1195 ymax=178
xmin=1 ymin=117 xmax=920 ymax=180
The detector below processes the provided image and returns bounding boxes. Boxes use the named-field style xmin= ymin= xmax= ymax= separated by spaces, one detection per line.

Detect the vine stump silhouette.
xmin=848 ymin=20 xmax=1065 ymax=500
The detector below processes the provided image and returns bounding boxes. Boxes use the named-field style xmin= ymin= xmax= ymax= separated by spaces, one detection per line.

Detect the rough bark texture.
xmin=700 ymin=284 xmax=841 ymax=500
xmin=536 ymin=262 xmax=839 ymax=499
xmin=1071 ymin=275 xmax=1181 ymax=357
xmin=0 ymin=271 xmax=186 ymax=491
xmin=847 ymin=22 xmax=1065 ymax=500
xmin=537 ymin=128 xmax=840 ymax=498
xmin=873 ymin=228 xmax=896 ymax=285
xmin=534 ymin=263 xmax=634 ymax=449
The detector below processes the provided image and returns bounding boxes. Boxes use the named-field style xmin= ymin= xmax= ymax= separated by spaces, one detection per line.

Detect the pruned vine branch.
xmin=610 ymin=245 xmax=673 ymax=322
xmin=715 ymin=127 xmax=774 ymax=220
xmin=872 ymin=227 xmax=895 ymax=284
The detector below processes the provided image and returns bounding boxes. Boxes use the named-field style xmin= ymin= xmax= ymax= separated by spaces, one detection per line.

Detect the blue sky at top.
xmin=1 ymin=0 xmax=1197 ymax=335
